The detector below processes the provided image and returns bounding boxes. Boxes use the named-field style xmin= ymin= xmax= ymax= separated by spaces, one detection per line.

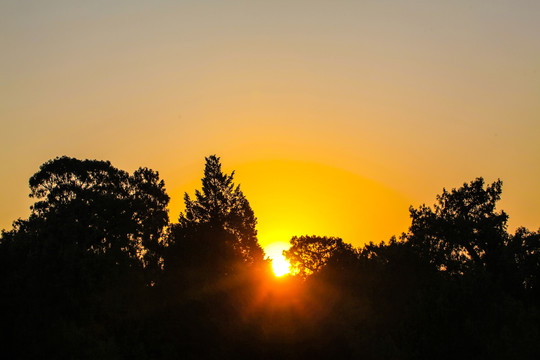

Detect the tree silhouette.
xmin=508 ymin=227 xmax=540 ymax=300
xmin=0 ymin=156 xmax=169 ymax=357
xmin=2 ymin=156 xmax=540 ymax=359
xmin=26 ymin=156 xmax=169 ymax=270
xmin=405 ymin=177 xmax=509 ymax=276
xmin=284 ymin=235 xmax=357 ymax=277
xmin=155 ymin=156 xmax=269 ymax=357
xmin=403 ymin=177 xmax=540 ymax=302
xmin=173 ymin=155 xmax=264 ymax=264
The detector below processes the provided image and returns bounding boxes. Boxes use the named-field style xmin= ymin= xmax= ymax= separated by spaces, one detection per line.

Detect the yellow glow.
xmin=169 ymin=160 xmax=412 ymax=252
xmin=233 ymin=160 xmax=412 ymax=250
xmin=265 ymin=241 xmax=291 ymax=277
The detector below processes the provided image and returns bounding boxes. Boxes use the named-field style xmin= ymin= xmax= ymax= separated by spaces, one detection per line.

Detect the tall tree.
xmin=0 ymin=156 xmax=170 ymax=357
xmin=27 ymin=156 xmax=169 ymax=270
xmin=158 ymin=156 xmax=266 ymax=356
xmin=0 ymin=156 xmax=170 ymax=293
xmin=175 ymin=155 xmax=264 ymax=264
xmin=405 ymin=177 xmax=512 ymax=279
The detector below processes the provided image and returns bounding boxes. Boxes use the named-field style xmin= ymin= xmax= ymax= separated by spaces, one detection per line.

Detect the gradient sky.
xmin=2 ymin=1 xmax=539 ymax=252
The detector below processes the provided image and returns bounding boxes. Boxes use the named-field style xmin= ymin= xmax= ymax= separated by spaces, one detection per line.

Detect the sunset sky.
xmin=2 ymin=1 xmax=539 ymax=254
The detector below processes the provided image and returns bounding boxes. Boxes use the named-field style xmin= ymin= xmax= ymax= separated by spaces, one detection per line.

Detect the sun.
xmin=265 ymin=241 xmax=291 ymax=277
xmin=272 ymin=255 xmax=290 ymax=277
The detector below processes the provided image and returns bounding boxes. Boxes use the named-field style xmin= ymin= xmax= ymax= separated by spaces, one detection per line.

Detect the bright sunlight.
xmin=272 ymin=255 xmax=290 ymax=277
xmin=265 ymin=241 xmax=291 ymax=277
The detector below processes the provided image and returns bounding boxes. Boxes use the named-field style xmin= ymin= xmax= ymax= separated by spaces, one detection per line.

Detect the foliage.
xmin=403 ymin=177 xmax=540 ymax=300
xmin=284 ymin=235 xmax=358 ymax=277
xmin=2 ymin=157 xmax=540 ymax=359
xmin=23 ymin=156 xmax=170 ymax=269
xmin=509 ymin=227 xmax=540 ymax=298
xmin=172 ymin=155 xmax=264 ymax=265
xmin=0 ymin=156 xmax=169 ymax=357
xmin=405 ymin=178 xmax=509 ymax=275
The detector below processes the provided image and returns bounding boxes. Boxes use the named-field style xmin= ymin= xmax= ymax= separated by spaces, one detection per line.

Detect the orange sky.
xmin=1 ymin=1 xmax=539 ymax=254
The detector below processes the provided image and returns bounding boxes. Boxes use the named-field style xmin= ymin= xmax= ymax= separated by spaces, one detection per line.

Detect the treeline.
xmin=1 ymin=155 xmax=539 ymax=359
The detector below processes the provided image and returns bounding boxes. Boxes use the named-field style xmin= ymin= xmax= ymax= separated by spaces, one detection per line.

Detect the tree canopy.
xmin=26 ymin=156 xmax=169 ymax=269
xmin=1 ymin=156 xmax=171 ymax=357
xmin=405 ymin=178 xmax=508 ymax=274
xmin=174 ymin=155 xmax=264 ymax=264
xmin=284 ymin=235 xmax=358 ymax=277
xmin=2 ymin=157 xmax=540 ymax=359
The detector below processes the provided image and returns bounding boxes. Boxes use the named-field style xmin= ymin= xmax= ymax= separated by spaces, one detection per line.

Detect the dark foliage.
xmin=2 ymin=157 xmax=539 ymax=359
xmin=174 ymin=155 xmax=264 ymax=265
xmin=284 ymin=235 xmax=358 ymax=277
xmin=1 ymin=156 xmax=169 ymax=358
